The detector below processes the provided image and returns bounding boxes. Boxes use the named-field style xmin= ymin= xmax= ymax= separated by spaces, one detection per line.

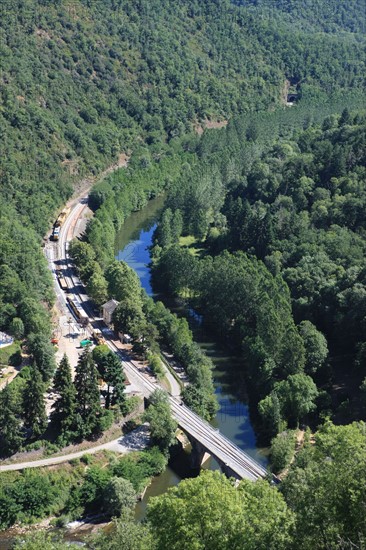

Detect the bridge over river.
xmin=112 ymin=344 xmax=268 ymax=482
xmin=40 ymin=197 xmax=269 ymax=483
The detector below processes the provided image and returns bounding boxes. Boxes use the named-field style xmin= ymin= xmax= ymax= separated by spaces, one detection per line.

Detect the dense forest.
xmin=152 ymin=109 xmax=366 ymax=438
xmin=1 ymin=0 xmax=365 ymax=345
xmin=237 ymin=0 xmax=366 ymax=33
xmin=1 ymin=0 xmax=366 ymax=547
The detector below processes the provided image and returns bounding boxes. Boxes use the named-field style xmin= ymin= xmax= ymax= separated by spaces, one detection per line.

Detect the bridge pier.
xmin=186 ymin=435 xmax=207 ymax=470
xmin=185 ymin=434 xmax=242 ymax=480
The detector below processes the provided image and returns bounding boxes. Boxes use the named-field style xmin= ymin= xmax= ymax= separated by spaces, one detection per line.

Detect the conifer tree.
xmin=51 ymin=354 xmax=76 ymax=435
xmin=23 ymin=365 xmax=47 ymax=438
xmin=74 ymin=349 xmax=101 ymax=437
xmin=104 ymin=352 xmax=126 ymax=413
xmin=0 ymin=384 xmax=23 ymax=456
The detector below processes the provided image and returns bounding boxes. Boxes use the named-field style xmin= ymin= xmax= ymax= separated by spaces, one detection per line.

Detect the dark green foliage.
xmin=153 ymin=110 xmax=366 ymax=435
xmin=22 ymin=365 xmax=47 ymax=439
xmin=102 ymin=477 xmax=136 ymax=517
xmin=51 ymin=354 xmax=77 ymax=436
xmin=74 ymin=350 xmax=102 ymax=438
xmin=0 ymin=470 xmax=60 ymax=530
xmin=92 ymin=344 xmax=111 ymax=378
xmin=270 ymin=430 xmax=296 ymax=474
xmin=9 ymin=317 xmax=24 ymax=340
xmin=27 ymin=333 xmax=56 ymax=382
xmin=89 ymin=510 xmax=154 ymax=550
xmin=299 ymin=321 xmax=328 ymax=374
xmin=106 ymin=261 xmax=143 ymax=303
xmin=145 ymin=299 xmax=218 ymax=420
xmin=76 ymin=466 xmax=111 ymax=514
xmin=147 ymin=470 xmax=294 ymax=550
xmin=143 ymin=390 xmax=177 ymax=455
xmin=275 ymin=374 xmax=319 ymax=427
xmin=113 ymin=299 xmax=146 ymax=341
xmin=147 ymin=353 xmax=164 ymax=380
xmin=0 ymin=383 xmax=23 ymax=456
xmin=281 ymin=421 xmax=366 ymax=548
xmin=102 ymin=352 xmax=127 ymax=413
xmin=112 ymin=447 xmax=168 ymax=494
xmin=239 ymin=1 xmax=366 ymax=34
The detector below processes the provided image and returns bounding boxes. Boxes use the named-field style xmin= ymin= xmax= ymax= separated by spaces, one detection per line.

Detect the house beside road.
xmin=101 ymin=299 xmax=119 ymax=326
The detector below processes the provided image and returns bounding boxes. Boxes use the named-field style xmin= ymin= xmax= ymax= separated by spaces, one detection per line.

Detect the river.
xmin=115 ymin=195 xmax=268 ymax=513
xmin=0 ymin=196 xmax=266 ymax=549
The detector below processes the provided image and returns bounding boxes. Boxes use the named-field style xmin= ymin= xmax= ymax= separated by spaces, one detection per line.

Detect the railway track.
xmin=53 ymin=198 xmax=268 ymax=482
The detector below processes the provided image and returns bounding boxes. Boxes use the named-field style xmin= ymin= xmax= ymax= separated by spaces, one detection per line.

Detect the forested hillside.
xmin=152 ymin=109 xmax=366 ymax=437
xmin=237 ymin=0 xmax=366 ymax=33
xmin=1 ymin=0 xmax=365 ymax=347
xmin=1 ymin=1 xmax=366 ymax=547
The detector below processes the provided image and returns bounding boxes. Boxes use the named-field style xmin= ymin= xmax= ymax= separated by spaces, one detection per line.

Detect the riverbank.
xmin=114 ymin=199 xmax=268 ymax=467
xmin=0 ymin=427 xmax=169 ymax=547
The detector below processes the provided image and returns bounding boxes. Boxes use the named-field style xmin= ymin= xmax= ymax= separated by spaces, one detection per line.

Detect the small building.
xmin=101 ymin=299 xmax=119 ymax=326
xmin=118 ymin=332 xmax=132 ymax=344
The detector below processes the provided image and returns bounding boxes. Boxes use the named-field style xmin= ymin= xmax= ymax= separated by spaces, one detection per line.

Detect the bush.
xmin=102 ymin=477 xmax=136 ymax=517
xmin=124 ymin=396 xmax=142 ymax=416
xmin=80 ymin=454 xmax=94 ymax=465
xmin=44 ymin=442 xmax=61 ymax=456
xmin=9 ymin=350 xmax=22 ymax=367
xmin=270 ymin=430 xmax=296 ymax=474
xmin=97 ymin=409 xmax=114 ymax=432
xmin=23 ymin=439 xmax=47 ymax=452
xmin=52 ymin=515 xmax=70 ymax=528
xmin=148 ymin=353 xmax=164 ymax=380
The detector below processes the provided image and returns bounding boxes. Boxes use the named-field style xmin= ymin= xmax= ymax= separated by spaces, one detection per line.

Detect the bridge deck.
xmin=170 ymin=400 xmax=268 ymax=481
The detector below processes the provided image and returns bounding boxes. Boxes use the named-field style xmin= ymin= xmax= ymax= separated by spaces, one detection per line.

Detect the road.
xmin=0 ymin=425 xmax=150 ymax=472
xmin=42 ymin=197 xmax=268 ymax=481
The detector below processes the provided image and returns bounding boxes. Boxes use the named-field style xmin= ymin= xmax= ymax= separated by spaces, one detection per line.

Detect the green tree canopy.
xmin=102 ymin=477 xmax=136 ymax=517
xmin=282 ymin=421 xmax=366 ymax=548
xmin=23 ymin=365 xmax=47 ymax=439
xmin=74 ymin=350 xmax=102 ymax=438
xmin=51 ymin=354 xmax=76 ymax=436
xmin=143 ymin=389 xmax=177 ymax=455
xmin=147 ymin=470 xmax=294 ymax=550
xmin=0 ymin=383 xmax=23 ymax=456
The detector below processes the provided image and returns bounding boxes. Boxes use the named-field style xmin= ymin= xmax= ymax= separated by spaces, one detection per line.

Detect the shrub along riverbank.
xmin=0 ymin=446 xmax=167 ymax=531
xmin=151 ymin=106 xmax=366 ymax=442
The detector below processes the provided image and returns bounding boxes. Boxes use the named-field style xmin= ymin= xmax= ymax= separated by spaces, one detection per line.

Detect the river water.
xmin=0 ymin=197 xmax=266 ymax=548
xmin=115 ymin=196 xmax=268 ymax=514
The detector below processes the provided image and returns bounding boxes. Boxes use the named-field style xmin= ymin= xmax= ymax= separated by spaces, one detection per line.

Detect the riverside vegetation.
xmin=152 ymin=109 xmax=366 ymax=441
xmin=9 ymin=420 xmax=366 ymax=549
xmin=1 ymin=0 xmax=366 ymax=548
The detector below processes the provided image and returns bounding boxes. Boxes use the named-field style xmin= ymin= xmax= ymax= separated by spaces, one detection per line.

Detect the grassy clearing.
xmin=0 ymin=341 xmax=21 ymax=367
xmin=179 ymin=235 xmax=204 ymax=256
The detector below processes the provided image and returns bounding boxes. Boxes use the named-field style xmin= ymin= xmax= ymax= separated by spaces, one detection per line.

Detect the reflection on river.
xmin=0 ymin=196 xmax=267 ymax=548
xmin=114 ymin=196 xmax=268 ymax=511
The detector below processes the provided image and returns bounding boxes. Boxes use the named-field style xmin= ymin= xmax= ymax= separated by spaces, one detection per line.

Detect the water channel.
xmin=0 ymin=196 xmax=267 ymax=548
xmin=115 ymin=195 xmax=268 ymax=516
